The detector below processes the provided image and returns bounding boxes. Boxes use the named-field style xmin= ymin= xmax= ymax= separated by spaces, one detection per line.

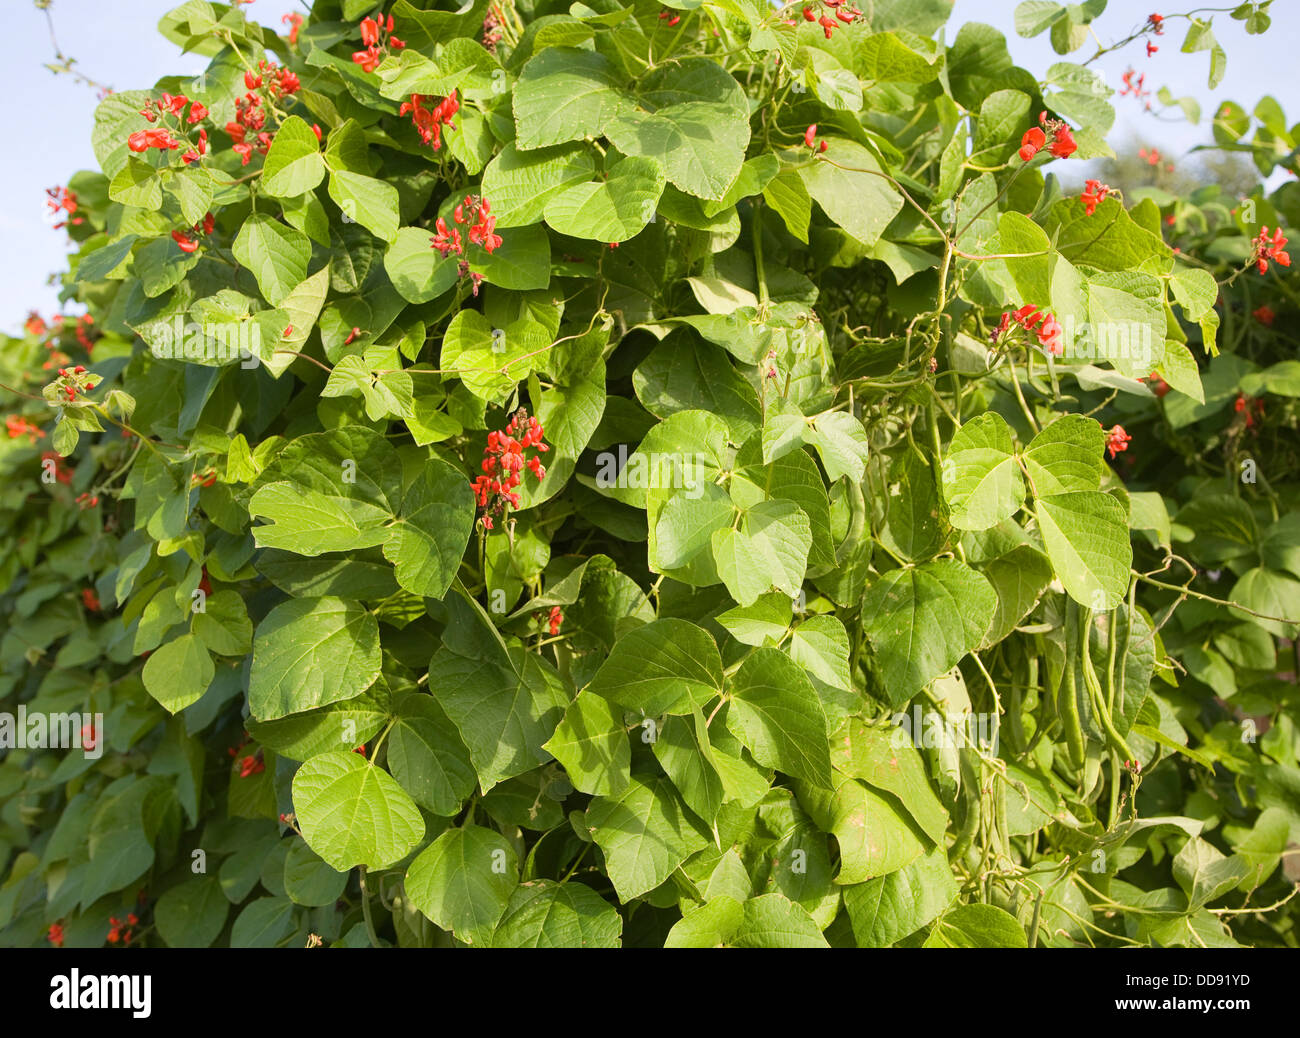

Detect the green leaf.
xmin=863 ymin=560 xmax=997 ymax=708
xmin=229 ymin=896 xmax=296 ymax=948
xmin=1022 ymin=414 xmax=1105 ymax=495
xmin=155 ymin=876 xmax=228 ymax=947
xmin=665 ymin=893 xmax=829 ymax=947
xmin=109 ymin=157 xmax=163 ymax=209
xmin=291 ymin=751 xmax=425 ymax=870
xmin=382 ymin=459 xmax=475 ymax=600
xmin=1172 ymin=837 xmax=1252 ymax=911
xmin=806 ymin=411 xmax=871 ymax=482
xmin=842 ymin=847 xmax=957 ymax=947
xmin=386 ymin=692 xmax=477 ymax=816
xmin=726 ymin=647 xmax=832 ymax=788
xmin=405 ymin=825 xmax=519 ymax=944
xmin=491 ymin=880 xmax=623 ymax=948
xmin=328 ymin=170 xmax=400 ymax=243
xmin=586 ymin=618 xmax=723 ymax=716
xmin=384 ymin=227 xmax=460 ymax=303
xmin=830 ymin=717 xmax=948 ymax=844
xmin=480 ymin=142 xmax=597 ymax=228
xmin=283 ymin=839 xmax=349 ymax=907
xmin=433 ymin=641 xmax=569 ymax=791
xmin=1036 ymin=491 xmax=1132 ymax=610
xmin=142 ymin=633 xmax=214 ymax=713
xmin=232 ymin=214 xmax=311 ymax=306
xmin=797 ymin=777 xmax=925 ymax=883
xmin=584 ymin=775 xmax=710 ymax=901
xmin=543 ymin=692 xmax=631 ymax=797
xmin=512 ymin=47 xmax=632 ymax=150
xmin=262 ymin=116 xmax=326 ymax=198
xmin=543 ymin=155 xmax=666 ymax=243
xmin=192 ymin=589 xmax=253 ymax=656
xmin=712 ymin=499 xmax=811 ymax=606
xmin=926 ymin=904 xmax=1028 ymax=947
xmin=606 ymin=95 xmax=749 ymax=201
xmin=653 ymin=710 xmax=725 ymax=825
xmin=798 ymin=141 xmax=903 ymax=247
xmin=249 ymin=597 xmax=382 ymax=721
xmin=941 ymin=412 xmax=1025 ymax=530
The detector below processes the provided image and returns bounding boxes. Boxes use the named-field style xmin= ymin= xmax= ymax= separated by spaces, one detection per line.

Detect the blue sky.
xmin=1 ymin=0 xmax=1295 ymax=332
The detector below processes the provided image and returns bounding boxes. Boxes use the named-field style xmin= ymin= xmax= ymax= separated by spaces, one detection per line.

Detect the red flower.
xmin=283 ymin=12 xmax=304 ymax=45
xmin=48 ymin=923 xmax=64 ymax=948
xmin=1105 ymin=425 xmax=1132 ymax=459
xmin=1012 ymin=304 xmax=1043 ymax=329
xmin=1146 ymin=41 xmax=1158 ymax=57
xmin=127 ymin=128 xmax=180 ymax=153
xmin=239 ymin=753 xmax=265 ymax=778
xmin=244 ymin=70 xmax=263 ymax=90
xmin=171 ymin=230 xmax=199 ymax=253
xmin=1019 ymin=127 xmax=1046 ymax=162
xmin=548 ymin=606 xmax=563 ymax=636
xmin=473 ymin=410 xmax=549 ymax=524
xmin=1036 ymin=313 xmax=1064 ymax=355
xmin=1149 ymin=372 xmax=1170 ymax=397
xmin=82 ymin=588 xmax=101 ymax=612
xmin=818 ymin=14 xmax=835 ymax=38
xmin=1148 ymin=13 xmax=1164 ymax=34
xmin=352 ymin=45 xmax=383 ymax=72
xmin=360 ymin=16 xmax=381 ymax=46
xmin=1049 ymin=124 xmax=1077 ymax=158
xmin=803 ymin=6 xmax=815 ymax=19
xmin=1253 ymin=226 xmax=1290 ymax=275
xmin=804 ymin=124 xmax=818 ymax=149
xmin=1254 ymin=305 xmax=1276 ymax=326
xmin=430 ymin=217 xmax=463 ymax=257
xmin=1081 ymin=179 xmax=1113 ymax=216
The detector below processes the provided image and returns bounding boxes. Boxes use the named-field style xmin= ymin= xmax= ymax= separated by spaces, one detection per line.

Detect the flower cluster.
xmin=106 ymin=914 xmax=139 ymax=945
xmin=127 ymin=127 xmax=181 ymax=154
xmin=25 ymin=312 xmax=47 ymax=337
xmin=45 ymin=186 xmax=82 ymax=231
xmin=48 ymin=923 xmax=64 ymax=948
xmin=132 ymin=92 xmax=210 ymax=162
xmin=1106 ymin=425 xmax=1132 ymax=459
xmin=1254 ymin=304 xmax=1276 ymax=326
xmin=1081 ymin=179 xmax=1113 ymax=216
xmin=995 ymin=304 xmax=1064 ymax=355
xmin=658 ymin=10 xmax=681 ymax=27
xmin=352 ymin=12 xmax=405 ymax=73
xmin=172 ymin=211 xmax=216 ymax=254
xmin=75 ymin=491 xmax=100 ymax=509
xmin=1019 ymin=112 xmax=1077 ymax=162
xmin=283 ymin=12 xmax=304 ymax=46
xmin=801 ymin=1 xmax=860 ymax=39
xmin=535 ymin=605 xmax=563 ymax=637
xmin=400 ymin=91 xmax=459 ymax=150
xmin=1120 ymin=68 xmax=1151 ymax=105
xmin=5 ymin=415 xmax=45 ymax=443
xmin=1235 ymin=393 xmax=1266 ymax=429
xmin=1252 ymin=226 xmax=1290 ymax=275
xmin=81 ymin=588 xmax=101 ymax=611
xmin=239 ymin=752 xmax=266 ymax=777
xmin=803 ymin=124 xmax=828 ymax=152
xmin=472 ymin=409 xmax=549 ymax=529
xmin=243 ymin=61 xmax=301 ymax=100
xmin=42 ymin=451 xmax=73 ymax=486
xmin=1147 ymin=13 xmax=1164 ymax=34
xmin=53 ymin=365 xmax=98 ymax=403
xmin=482 ymin=6 xmax=504 ymax=51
